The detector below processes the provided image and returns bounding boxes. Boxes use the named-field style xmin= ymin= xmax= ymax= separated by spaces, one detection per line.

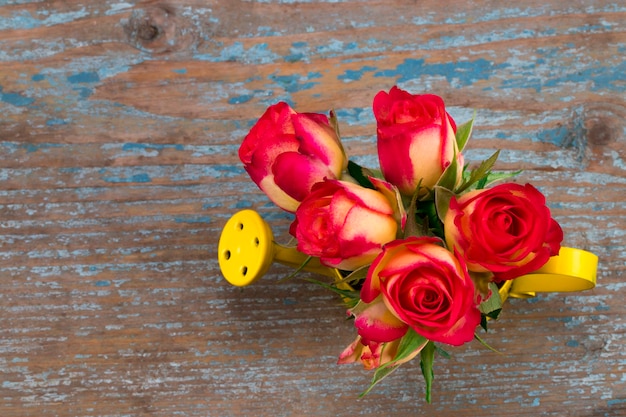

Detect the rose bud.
xmin=290 ymin=179 xmax=398 ymax=271
xmin=373 ymin=86 xmax=461 ymax=196
xmin=239 ymin=102 xmax=347 ymax=212
xmin=359 ymin=237 xmax=481 ymax=346
xmin=337 ymin=335 xmax=426 ymax=371
xmin=444 ymin=183 xmax=564 ymax=281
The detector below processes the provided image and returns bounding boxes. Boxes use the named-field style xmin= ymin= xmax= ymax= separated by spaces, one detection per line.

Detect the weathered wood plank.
xmin=0 ymin=1 xmax=624 ymax=416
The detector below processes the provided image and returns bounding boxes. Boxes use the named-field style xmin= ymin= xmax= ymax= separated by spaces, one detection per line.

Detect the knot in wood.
xmin=587 ymin=122 xmax=614 ymax=146
xmin=122 ymin=4 xmax=194 ymax=54
xmin=583 ymin=104 xmax=625 ymax=148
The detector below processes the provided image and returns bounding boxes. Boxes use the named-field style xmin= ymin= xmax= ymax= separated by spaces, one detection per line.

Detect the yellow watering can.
xmin=217 ymin=210 xmax=598 ymax=302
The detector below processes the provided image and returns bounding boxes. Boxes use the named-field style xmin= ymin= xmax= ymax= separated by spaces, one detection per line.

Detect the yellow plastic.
xmin=217 ymin=210 xmax=341 ymax=287
xmin=218 ymin=210 xmax=598 ymax=300
xmin=497 ymin=279 xmax=513 ymax=304
xmin=508 ymin=246 xmax=598 ymax=298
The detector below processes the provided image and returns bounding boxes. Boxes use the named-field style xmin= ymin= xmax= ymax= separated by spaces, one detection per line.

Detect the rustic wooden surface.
xmin=0 ymin=1 xmax=624 ymax=416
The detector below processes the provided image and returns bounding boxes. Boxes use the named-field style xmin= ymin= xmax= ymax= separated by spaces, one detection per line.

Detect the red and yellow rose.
xmin=239 ymin=102 xmax=347 ymax=212
xmin=444 ymin=183 xmax=563 ymax=281
xmin=354 ymin=237 xmax=481 ymax=347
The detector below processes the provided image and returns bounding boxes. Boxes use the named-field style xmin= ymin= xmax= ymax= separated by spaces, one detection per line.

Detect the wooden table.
xmin=1 ymin=1 xmax=624 ymax=416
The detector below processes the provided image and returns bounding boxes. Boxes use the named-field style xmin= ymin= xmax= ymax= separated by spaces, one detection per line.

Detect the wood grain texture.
xmin=0 ymin=1 xmax=624 ymax=416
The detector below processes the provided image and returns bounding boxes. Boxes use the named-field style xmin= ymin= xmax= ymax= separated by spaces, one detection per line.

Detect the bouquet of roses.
xmin=231 ymin=86 xmax=566 ymax=401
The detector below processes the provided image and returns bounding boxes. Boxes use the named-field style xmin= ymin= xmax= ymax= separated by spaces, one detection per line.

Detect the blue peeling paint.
xmin=0 ymin=11 xmax=41 ymax=30
xmin=270 ymin=74 xmax=319 ymax=93
xmin=338 ymin=66 xmax=378 ymax=82
xmin=172 ymin=68 xmax=187 ymax=74
xmin=232 ymin=201 xmax=253 ymax=209
xmin=544 ymin=60 xmax=626 ymax=92
xmin=121 ymin=143 xmax=184 ymax=152
xmin=202 ymin=202 xmax=221 ymax=210
xmin=374 ymin=58 xmax=504 ymax=86
xmin=19 ymin=143 xmax=62 ymax=153
xmin=0 ymin=86 xmax=34 ymax=107
xmin=566 ymin=339 xmax=580 ymax=347
xmin=285 ymin=52 xmax=305 ymax=62
xmin=67 ymin=71 xmax=101 ymax=84
xmin=194 ymin=42 xmax=280 ymax=64
xmin=95 ymin=280 xmax=111 ymax=287
xmin=228 ymin=94 xmax=254 ymax=104
xmin=500 ymin=76 xmax=544 ymax=93
xmin=31 ymin=73 xmax=45 ymax=82
xmin=103 ymin=173 xmax=152 ymax=183
xmin=174 ymin=216 xmax=212 ymax=224
xmin=46 ymin=118 xmax=68 ymax=126
xmin=73 ymin=87 xmax=91 ymax=99
xmin=59 ymin=167 xmax=81 ymax=173
xmin=213 ymin=164 xmax=245 ymax=176
xmin=536 ymin=126 xmax=571 ymax=147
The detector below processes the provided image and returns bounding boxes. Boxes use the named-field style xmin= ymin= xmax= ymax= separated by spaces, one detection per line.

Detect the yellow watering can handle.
xmin=508 ymin=247 xmax=598 ymax=298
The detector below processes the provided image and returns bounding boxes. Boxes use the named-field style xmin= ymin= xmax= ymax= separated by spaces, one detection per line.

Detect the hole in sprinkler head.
xmin=237 ymin=222 xmax=244 ymax=230
xmin=254 ymin=237 xmax=259 ymax=247
xmin=242 ymin=266 xmax=248 ymax=276
xmin=224 ymin=250 xmax=231 ymax=260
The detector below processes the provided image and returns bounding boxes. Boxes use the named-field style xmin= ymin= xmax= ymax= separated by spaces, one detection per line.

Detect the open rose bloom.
xmin=236 ymin=86 xmax=570 ymax=401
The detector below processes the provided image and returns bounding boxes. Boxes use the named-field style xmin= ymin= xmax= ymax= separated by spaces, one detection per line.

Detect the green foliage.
xmin=420 ymin=341 xmax=436 ymax=403
xmin=436 ymin=147 xmax=460 ymax=191
xmin=477 ymin=170 xmax=523 ymax=189
xmin=434 ymin=344 xmax=451 ymax=359
xmin=301 ymin=276 xmax=361 ymax=308
xmin=347 ymin=160 xmax=376 ymax=190
xmin=329 ymin=109 xmax=348 ymax=157
xmin=478 ymin=282 xmax=503 ymax=316
xmin=455 ymin=115 xmax=475 ymax=152
xmin=434 ymin=186 xmax=455 ymax=224
xmin=456 ymin=150 xmax=501 ymax=194
xmin=403 ymin=182 xmax=428 ymax=238
xmin=474 ymin=333 xmax=502 ymax=354
xmin=478 ymin=282 xmax=504 ymax=331
xmin=280 ymin=255 xmax=314 ymax=282
xmin=360 ymin=328 xmax=429 ymax=397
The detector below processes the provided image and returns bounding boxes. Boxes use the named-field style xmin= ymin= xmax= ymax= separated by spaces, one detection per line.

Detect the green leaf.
xmin=359 ymin=362 xmax=401 ymax=397
xmin=436 ymin=147 xmax=459 ymax=191
xmin=480 ymin=170 xmax=523 ymax=189
xmin=392 ymin=328 xmax=429 ymax=365
xmin=328 ymin=109 xmax=348 ymax=161
xmin=486 ymin=308 xmax=502 ymax=320
xmin=415 ymin=199 xmax=444 ymax=240
xmin=474 ymin=333 xmax=502 ymax=354
xmin=403 ymin=182 xmax=427 ymax=238
xmin=478 ymin=282 xmax=503 ymax=317
xmin=340 ymin=264 xmax=370 ymax=287
xmin=279 ymin=255 xmax=314 ymax=281
xmin=435 ymin=344 xmax=451 ymax=359
xmin=300 ymin=276 xmax=360 ymax=308
xmin=360 ymin=328 xmax=429 ymax=397
xmin=455 ymin=115 xmax=475 ymax=152
xmin=347 ymin=160 xmax=376 ymax=190
xmin=434 ymin=186 xmax=455 ymax=224
xmin=420 ymin=341 xmax=436 ymax=404
xmin=456 ymin=150 xmax=500 ymax=194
